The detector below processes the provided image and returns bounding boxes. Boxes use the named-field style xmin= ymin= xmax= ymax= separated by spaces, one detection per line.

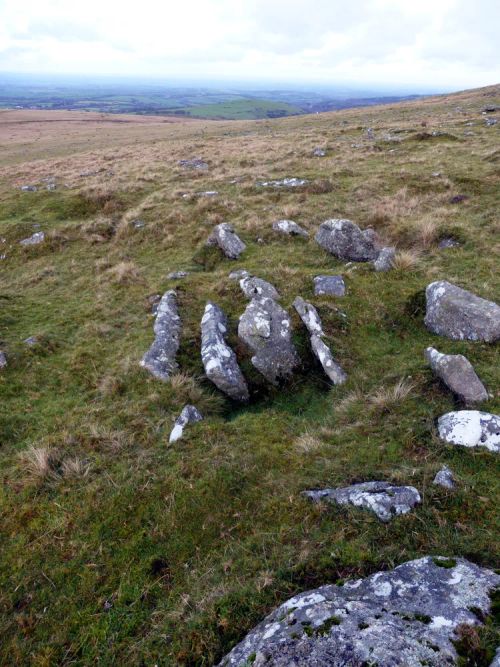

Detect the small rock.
xmin=313 ymin=275 xmax=346 ymax=297
xmin=482 ymin=106 xmax=497 ymax=113
xmin=178 ymin=158 xmax=208 ymax=170
xmin=303 ymin=481 xmax=421 ymax=522
xmin=0 ymin=351 xmax=7 ymax=368
xmin=240 ymin=276 xmax=280 ymax=300
xmin=316 ymin=219 xmax=379 ymax=262
xmin=228 ymin=269 xmax=250 ymax=281
xmin=433 ymin=465 xmax=455 ymax=489
xmin=313 ymin=147 xmax=326 ymax=157
xmin=272 ymin=220 xmax=308 ymax=238
xmin=132 ymin=219 xmax=145 ymax=229
xmin=257 ymin=177 xmax=308 ymax=188
xmin=140 ymin=290 xmax=181 ymax=381
xmin=449 ymin=194 xmax=468 ymax=204
xmin=438 ymin=237 xmax=460 ymax=249
xmin=373 ymin=246 xmax=396 ymax=272
xmin=293 ymin=296 xmax=324 ymax=336
xmin=425 ymin=347 xmax=488 ymax=404
xmin=20 ymin=232 xmax=45 ymax=246
xmin=46 ymin=183 xmax=56 ymax=191
xmin=310 ymin=334 xmax=347 ymax=385
xmin=169 ymin=405 xmax=203 ymax=443
xmin=485 ymin=118 xmax=497 ymax=127
xmin=206 ymin=223 xmax=246 ymax=260
xmin=167 ymin=271 xmax=189 ymax=280
xmin=20 ymin=185 xmax=37 ymax=192
xmin=366 ymin=127 xmax=375 ymax=140
xmin=23 ymin=336 xmax=39 ymax=347
xmin=431 ymin=171 xmax=442 ymax=177
xmin=437 ymin=410 xmax=500 ymax=453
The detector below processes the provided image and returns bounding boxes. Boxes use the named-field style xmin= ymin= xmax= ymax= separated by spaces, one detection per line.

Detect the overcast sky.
xmin=0 ymin=0 xmax=499 ymax=91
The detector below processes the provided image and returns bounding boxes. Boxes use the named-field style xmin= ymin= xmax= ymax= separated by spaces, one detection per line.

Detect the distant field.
xmin=179 ymin=98 xmax=302 ymax=119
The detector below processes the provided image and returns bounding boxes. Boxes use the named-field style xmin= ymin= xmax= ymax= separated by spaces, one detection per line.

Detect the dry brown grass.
xmin=18 ymin=446 xmax=60 ymax=484
xmin=105 ymin=261 xmax=143 ymax=285
xmin=393 ymin=250 xmax=421 ymax=271
xmin=368 ymin=378 xmax=416 ymax=412
xmin=293 ymin=432 xmax=323 ymax=454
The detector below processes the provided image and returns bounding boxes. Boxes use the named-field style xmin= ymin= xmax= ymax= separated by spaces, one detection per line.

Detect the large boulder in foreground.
xmin=201 ymin=302 xmax=249 ymax=402
xmin=218 ymin=557 xmax=499 ymax=667
xmin=238 ymin=297 xmax=299 ymax=385
xmin=438 ymin=410 xmax=500 ymax=452
xmin=425 ymin=347 xmax=488 ymax=404
xmin=140 ymin=290 xmax=181 ymax=381
xmin=425 ymin=281 xmax=500 ymax=342
xmin=206 ymin=223 xmax=246 ymax=259
xmin=315 ymin=219 xmax=379 ymax=262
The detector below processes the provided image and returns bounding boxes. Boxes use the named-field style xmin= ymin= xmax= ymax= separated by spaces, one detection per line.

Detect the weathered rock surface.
xmin=178 ymin=158 xmax=208 ymax=170
xmin=169 ymin=405 xmax=203 ymax=443
xmin=272 ymin=219 xmax=309 ymax=238
xmin=20 ymin=231 xmax=45 ymax=246
xmin=433 ymin=465 xmax=456 ymax=489
xmin=313 ymin=147 xmax=326 ymax=157
xmin=425 ymin=281 xmax=500 ymax=342
xmin=201 ymin=302 xmax=249 ymax=402
xmin=316 ymin=219 xmax=379 ymax=262
xmin=257 ymin=178 xmax=308 ymax=188
xmin=293 ymin=297 xmax=324 ymax=336
xmin=438 ymin=411 xmax=500 ymax=453
xmin=373 ymin=246 xmax=396 ymax=272
xmin=207 ymin=223 xmax=246 ymax=260
xmin=310 ymin=335 xmax=347 ymax=385
xmin=167 ymin=271 xmax=189 ymax=280
xmin=218 ymin=556 xmax=499 ymax=667
xmin=438 ymin=237 xmax=460 ymax=249
xmin=238 ymin=297 xmax=299 ymax=385
xmin=304 ymin=481 xmax=421 ymax=522
xmin=140 ymin=290 xmax=181 ymax=381
xmin=313 ymin=275 xmax=346 ymax=297
xmin=229 ymin=269 xmax=250 ymax=281
xmin=240 ymin=276 xmax=280 ymax=300
xmin=425 ymin=347 xmax=488 ymax=404
xmin=0 ymin=351 xmax=6 ymax=368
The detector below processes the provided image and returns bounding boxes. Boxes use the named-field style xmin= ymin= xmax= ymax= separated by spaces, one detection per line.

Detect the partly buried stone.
xmin=425 ymin=281 xmax=500 ymax=342
xmin=313 ymin=147 xmax=326 ymax=157
xmin=201 ymin=302 xmax=249 ymax=402
xmin=313 ymin=275 xmax=345 ymax=297
xmin=178 ymin=158 xmax=208 ymax=170
xmin=304 ymin=481 xmax=421 ymax=522
xmin=433 ymin=465 xmax=456 ymax=489
xmin=229 ymin=269 xmax=250 ymax=281
xmin=315 ymin=219 xmax=379 ymax=262
xmin=425 ymin=347 xmax=488 ymax=404
xmin=293 ymin=296 xmax=323 ymax=336
xmin=257 ymin=177 xmax=308 ymax=188
xmin=169 ymin=405 xmax=203 ymax=443
xmin=218 ymin=556 xmax=499 ymax=667
xmin=310 ymin=335 xmax=347 ymax=385
xmin=0 ymin=351 xmax=6 ymax=368
xmin=438 ymin=410 xmax=500 ymax=453
xmin=240 ymin=276 xmax=279 ymax=300
xmin=20 ymin=231 xmax=45 ymax=246
xmin=272 ymin=219 xmax=309 ymax=238
xmin=238 ymin=297 xmax=299 ymax=385
xmin=206 ymin=223 xmax=246 ymax=260
xmin=373 ymin=246 xmax=396 ymax=272
xmin=167 ymin=271 xmax=189 ymax=280
xmin=140 ymin=290 xmax=181 ymax=381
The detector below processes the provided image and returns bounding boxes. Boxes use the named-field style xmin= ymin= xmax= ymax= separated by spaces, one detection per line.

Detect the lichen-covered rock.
xmin=425 ymin=347 xmax=488 ymax=404
xmin=433 ymin=465 xmax=455 ymax=489
xmin=438 ymin=411 xmax=500 ymax=453
xmin=218 ymin=557 xmax=499 ymax=667
xmin=293 ymin=297 xmax=324 ymax=336
xmin=272 ymin=220 xmax=309 ymax=238
xmin=315 ymin=219 xmax=379 ymax=262
xmin=0 ymin=351 xmax=6 ymax=368
xmin=240 ymin=276 xmax=280 ymax=300
xmin=425 ymin=281 xmax=500 ymax=342
xmin=207 ymin=223 xmax=246 ymax=260
xmin=201 ymin=302 xmax=249 ymax=402
xmin=313 ymin=275 xmax=346 ymax=297
xmin=304 ymin=481 xmax=421 ymax=522
xmin=20 ymin=231 xmax=45 ymax=246
xmin=169 ymin=405 xmax=203 ymax=443
xmin=373 ymin=246 xmax=396 ymax=272
xmin=257 ymin=177 xmax=308 ymax=188
xmin=238 ymin=297 xmax=299 ymax=385
xmin=140 ymin=290 xmax=181 ymax=381
xmin=310 ymin=335 xmax=347 ymax=385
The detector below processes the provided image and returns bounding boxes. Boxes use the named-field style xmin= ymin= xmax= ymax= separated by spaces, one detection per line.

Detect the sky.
xmin=0 ymin=0 xmax=499 ymax=91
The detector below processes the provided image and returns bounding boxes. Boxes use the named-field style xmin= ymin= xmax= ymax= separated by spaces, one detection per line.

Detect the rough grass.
xmin=0 ymin=84 xmax=499 ymax=666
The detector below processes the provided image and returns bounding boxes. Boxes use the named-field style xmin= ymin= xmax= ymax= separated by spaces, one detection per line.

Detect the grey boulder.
xmin=140 ymin=290 xmax=181 ymax=381
xmin=425 ymin=281 xmax=500 ymax=342
xmin=304 ymin=481 xmax=421 ymax=522
xmin=201 ymin=302 xmax=249 ymax=402
xmin=433 ymin=465 xmax=456 ymax=489
xmin=425 ymin=347 xmax=488 ymax=404
xmin=272 ymin=220 xmax=309 ymax=238
xmin=437 ymin=410 xmax=500 ymax=453
xmin=169 ymin=405 xmax=203 ymax=443
xmin=316 ymin=219 xmax=379 ymax=262
xmin=313 ymin=275 xmax=346 ymax=297
xmin=207 ymin=223 xmax=246 ymax=260
xmin=20 ymin=231 xmax=45 ymax=246
xmin=218 ymin=556 xmax=499 ymax=667
xmin=373 ymin=246 xmax=396 ymax=272
xmin=240 ymin=276 xmax=280 ymax=300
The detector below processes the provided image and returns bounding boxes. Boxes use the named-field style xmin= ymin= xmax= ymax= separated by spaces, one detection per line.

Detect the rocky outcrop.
xmin=425 ymin=347 xmax=488 ymax=404
xmin=373 ymin=246 xmax=396 ymax=272
xmin=218 ymin=557 xmax=499 ymax=667
xmin=433 ymin=465 xmax=455 ymax=489
xmin=169 ymin=405 xmax=203 ymax=443
xmin=313 ymin=275 xmax=346 ymax=296
xmin=272 ymin=220 xmax=309 ymax=238
xmin=304 ymin=481 xmax=420 ymax=522
xmin=207 ymin=223 xmax=246 ymax=260
xmin=425 ymin=281 xmax=500 ymax=342
xmin=240 ymin=276 xmax=280 ymax=300
xmin=438 ymin=411 xmax=500 ymax=452
xmin=20 ymin=231 xmax=44 ymax=246
xmin=315 ymin=219 xmax=379 ymax=262
xmin=140 ymin=290 xmax=181 ymax=381
xmin=238 ymin=297 xmax=299 ymax=385
xmin=201 ymin=302 xmax=249 ymax=402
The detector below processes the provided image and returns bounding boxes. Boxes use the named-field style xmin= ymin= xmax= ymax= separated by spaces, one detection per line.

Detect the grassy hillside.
xmin=0 ymin=85 xmax=499 ymax=666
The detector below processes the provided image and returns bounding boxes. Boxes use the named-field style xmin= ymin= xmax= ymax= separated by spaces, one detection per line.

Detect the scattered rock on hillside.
xmin=425 ymin=281 xmax=500 ymax=342
xmin=140 ymin=290 xmax=181 ymax=381
xmin=310 ymin=334 xmax=347 ymax=385
xmin=433 ymin=465 xmax=455 ymax=489
xmin=240 ymin=276 xmax=280 ymax=300
xmin=20 ymin=185 xmax=37 ymax=192
xmin=23 ymin=336 xmax=39 ymax=347
xmin=238 ymin=297 xmax=299 ymax=385
xmin=178 ymin=158 xmax=208 ymax=170
xmin=0 ymin=351 xmax=7 ymax=369
xmin=313 ymin=275 xmax=346 ymax=297
xmin=316 ymin=219 xmax=379 ymax=262
xmin=167 ymin=271 xmax=189 ymax=280
xmin=132 ymin=219 xmax=145 ymax=229
xmin=438 ymin=237 xmax=460 ymax=249
xmin=373 ymin=246 xmax=396 ymax=272
xmin=272 ymin=219 xmax=309 ymax=238
xmin=425 ymin=347 xmax=488 ymax=404
xmin=201 ymin=302 xmax=249 ymax=402
xmin=313 ymin=147 xmax=326 ymax=157
xmin=437 ymin=411 xmax=500 ymax=453
xmin=169 ymin=405 xmax=203 ymax=443
xmin=293 ymin=296 xmax=324 ymax=336
xmin=304 ymin=481 xmax=421 ymax=522
xmin=206 ymin=223 xmax=246 ymax=260
xmin=229 ymin=269 xmax=250 ymax=281
xmin=485 ymin=118 xmax=497 ymax=127
xmin=218 ymin=556 xmax=499 ymax=667
xmin=20 ymin=231 xmax=45 ymax=246
xmin=257 ymin=177 xmax=308 ymax=188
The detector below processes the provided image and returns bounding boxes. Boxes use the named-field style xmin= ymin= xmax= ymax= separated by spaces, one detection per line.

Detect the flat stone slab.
xmin=207 ymin=223 xmax=246 ymax=260
xmin=433 ymin=465 xmax=455 ymax=489
xmin=304 ymin=481 xmax=421 ymax=522
xmin=218 ymin=556 xmax=499 ymax=667
xmin=140 ymin=290 xmax=181 ymax=381
xmin=240 ymin=276 xmax=280 ymax=300
xmin=169 ymin=405 xmax=202 ymax=443
xmin=438 ymin=410 xmax=500 ymax=452
xmin=316 ymin=219 xmax=379 ymax=262
xmin=20 ymin=231 xmax=44 ymax=246
xmin=425 ymin=347 xmax=488 ymax=404
xmin=313 ymin=275 xmax=345 ymax=296
xmin=272 ymin=220 xmax=309 ymax=238
xmin=425 ymin=281 xmax=500 ymax=342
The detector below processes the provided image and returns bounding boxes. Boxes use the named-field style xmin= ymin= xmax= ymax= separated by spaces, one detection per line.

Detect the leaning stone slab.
xmin=169 ymin=405 xmax=203 ymax=443
xmin=316 ymin=219 xmax=379 ymax=262
xmin=272 ymin=220 xmax=309 ymax=238
xmin=140 ymin=290 xmax=181 ymax=381
xmin=425 ymin=347 xmax=488 ymax=404
xmin=201 ymin=302 xmax=249 ymax=402
xmin=425 ymin=281 xmax=500 ymax=342
xmin=433 ymin=465 xmax=455 ymax=489
xmin=20 ymin=231 xmax=45 ymax=246
xmin=218 ymin=556 xmax=499 ymax=667
xmin=373 ymin=246 xmax=396 ymax=272
xmin=313 ymin=275 xmax=346 ymax=296
xmin=238 ymin=297 xmax=299 ymax=385
xmin=310 ymin=335 xmax=347 ymax=385
xmin=304 ymin=481 xmax=421 ymax=522
xmin=438 ymin=411 xmax=500 ymax=453
xmin=206 ymin=223 xmax=246 ymax=260
xmin=240 ymin=276 xmax=279 ymax=300
xmin=293 ymin=296 xmax=324 ymax=336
